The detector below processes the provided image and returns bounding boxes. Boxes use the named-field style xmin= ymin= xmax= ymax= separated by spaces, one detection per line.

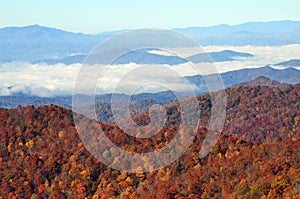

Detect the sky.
xmin=1 ymin=0 xmax=300 ymax=33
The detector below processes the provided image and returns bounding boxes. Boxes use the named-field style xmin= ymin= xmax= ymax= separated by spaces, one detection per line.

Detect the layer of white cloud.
xmin=0 ymin=62 xmax=81 ymax=97
xmin=1 ymin=45 xmax=300 ymax=97
xmin=147 ymin=50 xmax=175 ymax=56
xmin=203 ymin=44 xmax=300 ymax=67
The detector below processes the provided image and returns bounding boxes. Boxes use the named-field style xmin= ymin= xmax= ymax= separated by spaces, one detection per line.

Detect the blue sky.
xmin=1 ymin=0 xmax=300 ymax=33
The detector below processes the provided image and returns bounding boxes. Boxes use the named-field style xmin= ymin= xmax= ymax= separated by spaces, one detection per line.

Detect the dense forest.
xmin=0 ymin=84 xmax=299 ymax=198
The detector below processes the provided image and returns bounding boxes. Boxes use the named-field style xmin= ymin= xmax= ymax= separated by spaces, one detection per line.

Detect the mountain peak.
xmin=27 ymin=24 xmax=41 ymax=28
xmin=236 ymin=76 xmax=286 ymax=87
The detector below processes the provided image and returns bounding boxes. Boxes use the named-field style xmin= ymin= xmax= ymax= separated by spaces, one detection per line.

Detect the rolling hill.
xmin=0 ymin=84 xmax=299 ymax=198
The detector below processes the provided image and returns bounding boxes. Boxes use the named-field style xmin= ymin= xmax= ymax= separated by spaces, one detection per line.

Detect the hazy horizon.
xmin=0 ymin=19 xmax=299 ymax=34
xmin=2 ymin=0 xmax=300 ymax=33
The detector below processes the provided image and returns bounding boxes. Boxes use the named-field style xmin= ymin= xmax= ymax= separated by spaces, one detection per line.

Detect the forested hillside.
xmin=0 ymin=84 xmax=299 ymax=198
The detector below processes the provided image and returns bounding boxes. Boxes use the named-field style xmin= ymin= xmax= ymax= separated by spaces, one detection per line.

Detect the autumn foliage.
xmin=0 ymin=84 xmax=299 ymax=198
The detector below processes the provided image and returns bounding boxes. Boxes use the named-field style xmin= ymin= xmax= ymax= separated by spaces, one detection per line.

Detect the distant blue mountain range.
xmin=33 ymin=49 xmax=253 ymax=65
xmin=186 ymin=65 xmax=300 ymax=94
xmin=33 ymin=55 xmax=87 ymax=65
xmin=187 ymin=50 xmax=253 ymax=63
xmin=175 ymin=20 xmax=300 ymax=46
xmin=0 ymin=25 xmax=110 ymax=62
xmin=1 ymin=21 xmax=300 ymax=63
xmin=275 ymin=59 xmax=300 ymax=67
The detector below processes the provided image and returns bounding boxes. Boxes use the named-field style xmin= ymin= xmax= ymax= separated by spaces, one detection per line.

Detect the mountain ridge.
xmin=234 ymin=76 xmax=287 ymax=87
xmin=1 ymin=20 xmax=300 ymax=62
xmin=33 ymin=49 xmax=254 ymax=65
xmin=275 ymin=59 xmax=300 ymax=67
